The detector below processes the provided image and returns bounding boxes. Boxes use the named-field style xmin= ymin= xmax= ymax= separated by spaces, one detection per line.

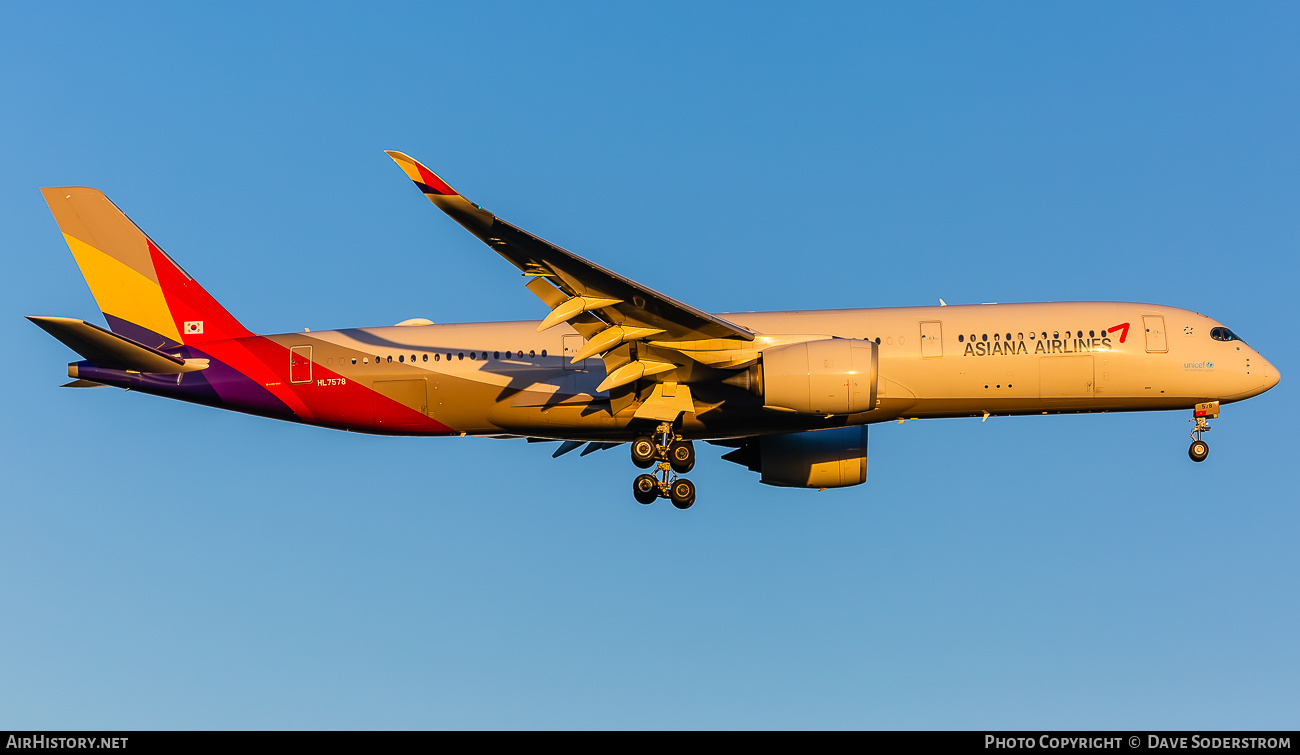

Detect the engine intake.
xmin=720 ymin=426 xmax=869 ymax=488
xmin=761 ymin=338 xmax=878 ymax=415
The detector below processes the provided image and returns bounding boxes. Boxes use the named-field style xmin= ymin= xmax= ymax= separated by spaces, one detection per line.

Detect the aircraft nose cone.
xmin=1225 ymin=352 xmax=1280 ymax=401
xmin=1259 ymin=358 xmax=1280 ymax=392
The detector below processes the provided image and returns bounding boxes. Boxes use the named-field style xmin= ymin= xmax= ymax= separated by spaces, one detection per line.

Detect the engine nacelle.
xmin=720 ymin=426 xmax=869 ymax=488
xmin=761 ymin=338 xmax=878 ymax=415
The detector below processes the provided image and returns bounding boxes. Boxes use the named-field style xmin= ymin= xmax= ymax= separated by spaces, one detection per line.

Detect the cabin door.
xmin=289 ymin=346 xmax=312 ymax=384
xmin=919 ymin=321 xmax=943 ymax=358
xmin=1143 ymin=316 xmax=1167 ymax=353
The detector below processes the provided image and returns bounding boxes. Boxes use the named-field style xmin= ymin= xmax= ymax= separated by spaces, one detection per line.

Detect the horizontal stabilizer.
xmin=61 ymin=379 xmax=107 ymax=388
xmin=28 ymin=316 xmax=208 ymax=374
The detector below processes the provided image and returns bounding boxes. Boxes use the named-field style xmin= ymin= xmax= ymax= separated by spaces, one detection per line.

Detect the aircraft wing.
xmin=386 ymin=151 xmax=755 ymax=393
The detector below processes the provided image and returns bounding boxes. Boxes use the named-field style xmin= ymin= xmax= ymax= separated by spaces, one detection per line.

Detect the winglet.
xmin=385 ymin=151 xmax=494 ymax=235
xmin=385 ymin=151 xmax=460 ymax=196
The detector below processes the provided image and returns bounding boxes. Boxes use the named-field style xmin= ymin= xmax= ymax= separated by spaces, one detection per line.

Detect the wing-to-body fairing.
xmin=30 ymin=156 xmax=1280 ymax=508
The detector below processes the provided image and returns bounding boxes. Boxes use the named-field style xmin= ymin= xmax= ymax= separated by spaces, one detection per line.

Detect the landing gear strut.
xmin=1188 ymin=401 xmax=1218 ymax=463
xmin=629 ymin=421 xmax=696 ymax=508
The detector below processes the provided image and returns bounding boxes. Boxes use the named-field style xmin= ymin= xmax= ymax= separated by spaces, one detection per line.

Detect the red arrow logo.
xmin=1108 ymin=322 xmax=1130 ymax=343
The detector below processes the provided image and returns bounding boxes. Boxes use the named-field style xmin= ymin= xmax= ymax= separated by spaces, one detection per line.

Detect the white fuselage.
xmin=258 ymin=301 xmax=1278 ymax=439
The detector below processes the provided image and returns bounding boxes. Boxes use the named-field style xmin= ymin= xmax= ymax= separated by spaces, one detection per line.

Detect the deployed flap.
xmin=386 ymin=151 xmax=754 ymax=345
xmin=28 ymin=316 xmax=208 ymax=373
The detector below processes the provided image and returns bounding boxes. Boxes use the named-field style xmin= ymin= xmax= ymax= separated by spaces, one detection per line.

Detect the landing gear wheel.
xmin=669 ymin=479 xmax=696 ymax=509
xmin=633 ymin=474 xmax=660 ymax=504
xmin=1189 ymin=439 xmax=1209 ymax=463
xmin=668 ymin=440 xmax=695 ymax=473
xmin=631 ymin=436 xmax=657 ymax=469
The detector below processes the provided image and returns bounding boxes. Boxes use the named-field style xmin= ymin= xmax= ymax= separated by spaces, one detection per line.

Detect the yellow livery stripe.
xmin=63 ymin=233 xmax=183 ymax=344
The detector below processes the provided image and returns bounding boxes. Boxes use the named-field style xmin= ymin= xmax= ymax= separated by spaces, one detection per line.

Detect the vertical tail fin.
xmin=41 ymin=187 xmax=252 ymax=349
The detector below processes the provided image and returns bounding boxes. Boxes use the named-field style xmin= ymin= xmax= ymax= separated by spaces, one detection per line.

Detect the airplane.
xmin=29 ymin=151 xmax=1280 ymax=509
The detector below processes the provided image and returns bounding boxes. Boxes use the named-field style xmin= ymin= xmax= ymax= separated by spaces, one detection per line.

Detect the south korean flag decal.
xmin=184 ymin=321 xmax=204 ymax=335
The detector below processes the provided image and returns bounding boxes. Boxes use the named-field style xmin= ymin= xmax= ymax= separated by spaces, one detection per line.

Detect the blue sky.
xmin=1 ymin=2 xmax=1296 ymax=729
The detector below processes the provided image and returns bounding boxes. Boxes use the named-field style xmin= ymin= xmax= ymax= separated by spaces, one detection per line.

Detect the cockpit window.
xmin=1210 ymin=326 xmax=1245 ymax=343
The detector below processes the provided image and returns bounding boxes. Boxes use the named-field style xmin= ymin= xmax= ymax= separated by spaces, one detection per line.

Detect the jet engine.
xmin=719 ymin=426 xmax=869 ymax=488
xmin=760 ymin=338 xmax=878 ymax=415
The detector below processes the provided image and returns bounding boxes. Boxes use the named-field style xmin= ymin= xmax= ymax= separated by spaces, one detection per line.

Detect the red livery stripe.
xmin=414 ymin=164 xmax=457 ymax=196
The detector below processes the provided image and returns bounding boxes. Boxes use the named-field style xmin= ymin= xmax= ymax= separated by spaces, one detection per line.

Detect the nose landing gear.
xmin=629 ymin=421 xmax=696 ymax=508
xmin=1188 ymin=401 xmax=1219 ymax=463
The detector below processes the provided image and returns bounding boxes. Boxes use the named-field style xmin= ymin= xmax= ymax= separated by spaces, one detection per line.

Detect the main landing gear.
xmin=1188 ymin=401 xmax=1219 ymax=463
xmin=630 ymin=421 xmax=696 ymax=509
